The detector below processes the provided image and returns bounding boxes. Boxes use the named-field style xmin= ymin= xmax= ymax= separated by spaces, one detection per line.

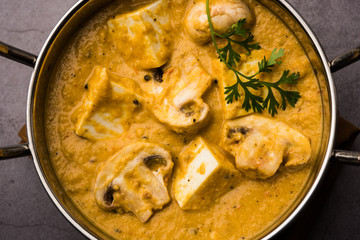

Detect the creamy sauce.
xmin=44 ymin=0 xmax=323 ymax=239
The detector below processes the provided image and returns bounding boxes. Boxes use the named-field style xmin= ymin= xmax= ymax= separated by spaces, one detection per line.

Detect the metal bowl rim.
xmin=25 ymin=0 xmax=337 ymax=239
xmin=26 ymin=0 xmax=97 ymax=239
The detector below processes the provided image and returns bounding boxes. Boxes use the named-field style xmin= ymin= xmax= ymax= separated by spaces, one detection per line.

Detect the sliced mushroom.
xmin=184 ymin=0 xmax=253 ymax=44
xmin=107 ymin=0 xmax=171 ymax=69
xmin=220 ymin=115 xmax=311 ymax=179
xmin=149 ymin=54 xmax=212 ymax=133
xmin=94 ymin=142 xmax=173 ymax=222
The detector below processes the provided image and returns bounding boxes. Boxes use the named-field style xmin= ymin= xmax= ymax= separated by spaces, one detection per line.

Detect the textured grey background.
xmin=0 ymin=0 xmax=359 ymax=239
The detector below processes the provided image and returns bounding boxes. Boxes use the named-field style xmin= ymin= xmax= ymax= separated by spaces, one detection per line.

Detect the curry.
xmin=44 ymin=0 xmax=323 ymax=239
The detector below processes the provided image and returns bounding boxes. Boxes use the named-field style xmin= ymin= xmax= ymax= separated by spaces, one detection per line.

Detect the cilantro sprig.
xmin=216 ymin=19 xmax=260 ymax=67
xmin=206 ymin=0 xmax=300 ymax=116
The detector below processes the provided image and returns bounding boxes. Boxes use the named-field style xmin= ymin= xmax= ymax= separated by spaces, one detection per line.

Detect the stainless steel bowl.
xmin=0 ymin=0 xmax=359 ymax=239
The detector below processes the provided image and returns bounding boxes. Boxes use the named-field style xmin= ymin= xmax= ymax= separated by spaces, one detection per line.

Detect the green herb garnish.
xmin=205 ymin=0 xmax=300 ymax=116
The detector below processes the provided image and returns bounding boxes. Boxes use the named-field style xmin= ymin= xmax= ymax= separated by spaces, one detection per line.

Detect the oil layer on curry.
xmin=45 ymin=0 xmax=322 ymax=239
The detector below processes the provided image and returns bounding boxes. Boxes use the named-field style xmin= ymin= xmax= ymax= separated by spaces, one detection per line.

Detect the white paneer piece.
xmin=150 ymin=54 xmax=212 ymax=133
xmin=220 ymin=115 xmax=312 ymax=179
xmin=211 ymin=49 xmax=270 ymax=120
xmin=174 ymin=137 xmax=240 ymax=210
xmin=75 ymin=66 xmax=143 ymax=141
xmin=184 ymin=0 xmax=253 ymax=44
xmin=107 ymin=0 xmax=171 ymax=69
xmin=94 ymin=142 xmax=173 ymax=223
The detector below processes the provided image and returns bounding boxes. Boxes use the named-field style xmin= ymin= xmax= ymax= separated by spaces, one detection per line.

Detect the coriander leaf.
xmin=228 ymin=19 xmax=247 ymax=37
xmin=224 ymin=84 xmax=241 ymax=103
xmin=257 ymin=48 xmax=284 ymax=74
xmin=280 ymin=90 xmax=300 ymax=109
xmin=218 ymin=42 xmax=241 ymax=67
xmin=276 ymin=70 xmax=299 ymax=85
xmin=276 ymin=70 xmax=300 ymax=109
xmin=262 ymin=87 xmax=280 ymax=116
xmin=206 ymin=0 xmax=301 ymax=116
xmin=246 ymin=92 xmax=263 ymax=113
xmin=262 ymin=70 xmax=301 ymax=116
xmin=268 ymin=48 xmax=284 ymax=66
xmin=219 ymin=18 xmax=260 ymax=55
xmin=238 ymin=34 xmax=261 ymax=54
xmin=216 ymin=19 xmax=260 ymax=65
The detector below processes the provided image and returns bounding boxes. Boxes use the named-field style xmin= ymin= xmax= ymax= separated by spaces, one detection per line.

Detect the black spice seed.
xmin=133 ymin=99 xmax=140 ymax=106
xmin=84 ymin=84 xmax=88 ymax=90
xmin=153 ymin=68 xmax=163 ymax=83
xmin=213 ymin=79 xmax=218 ymax=84
xmin=153 ymin=18 xmax=157 ymax=21
xmin=193 ymin=119 xmax=196 ymax=122
xmin=144 ymin=75 xmax=151 ymax=81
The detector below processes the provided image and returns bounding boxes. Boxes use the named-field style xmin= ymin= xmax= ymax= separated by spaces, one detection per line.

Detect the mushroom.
xmin=220 ymin=115 xmax=311 ymax=179
xmin=94 ymin=142 xmax=173 ymax=222
xmin=149 ymin=54 xmax=212 ymax=134
xmin=184 ymin=0 xmax=253 ymax=44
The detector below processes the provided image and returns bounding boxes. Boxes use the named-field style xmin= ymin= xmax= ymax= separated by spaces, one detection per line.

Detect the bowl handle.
xmin=0 ymin=41 xmax=37 ymax=67
xmin=329 ymin=46 xmax=360 ymax=73
xmin=328 ymin=47 xmax=360 ymax=165
xmin=0 ymin=41 xmax=37 ymax=160
xmin=332 ymin=150 xmax=360 ymax=165
xmin=0 ymin=144 xmax=31 ymax=160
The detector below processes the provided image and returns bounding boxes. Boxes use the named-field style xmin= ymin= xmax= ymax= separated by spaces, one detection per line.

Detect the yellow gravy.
xmin=45 ymin=0 xmax=323 ymax=239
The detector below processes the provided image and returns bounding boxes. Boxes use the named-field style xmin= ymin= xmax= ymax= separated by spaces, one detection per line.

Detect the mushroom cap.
xmin=94 ymin=142 xmax=173 ymax=222
xmin=184 ymin=0 xmax=253 ymax=44
xmin=220 ymin=115 xmax=311 ymax=179
xmin=149 ymin=54 xmax=212 ymax=134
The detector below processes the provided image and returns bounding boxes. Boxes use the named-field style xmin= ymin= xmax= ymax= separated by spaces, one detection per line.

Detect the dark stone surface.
xmin=0 ymin=0 xmax=359 ymax=239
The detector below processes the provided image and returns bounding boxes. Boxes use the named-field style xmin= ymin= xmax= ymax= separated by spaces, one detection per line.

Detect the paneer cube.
xmin=75 ymin=66 xmax=143 ymax=141
xmin=173 ymin=137 xmax=240 ymax=210
xmin=211 ymin=49 xmax=270 ymax=120
xmin=107 ymin=0 xmax=171 ymax=69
